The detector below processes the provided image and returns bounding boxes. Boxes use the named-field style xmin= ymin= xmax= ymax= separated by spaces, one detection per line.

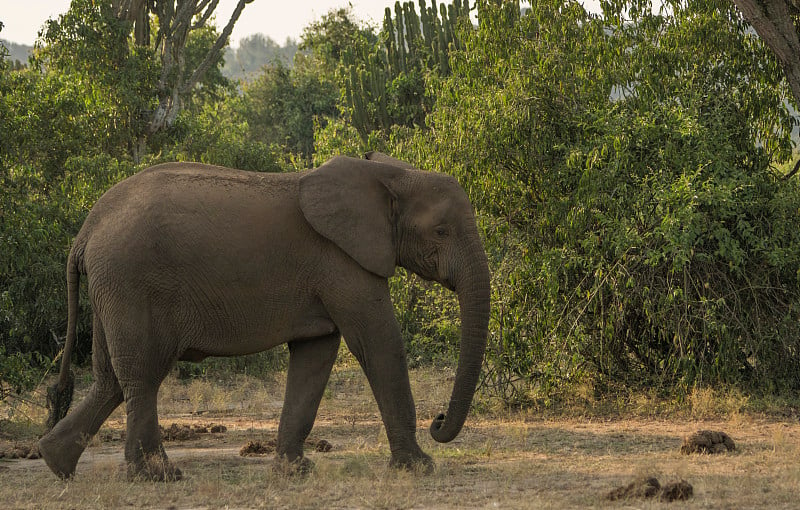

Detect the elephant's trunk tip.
xmin=429 ymin=412 xmax=460 ymax=443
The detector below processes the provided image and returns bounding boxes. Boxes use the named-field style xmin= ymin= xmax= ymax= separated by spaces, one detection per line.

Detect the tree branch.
xmin=782 ymin=157 xmax=800 ymax=180
xmin=732 ymin=0 xmax=800 ymax=108
xmin=194 ymin=0 xmax=218 ymax=28
xmin=181 ymin=0 xmax=251 ymax=95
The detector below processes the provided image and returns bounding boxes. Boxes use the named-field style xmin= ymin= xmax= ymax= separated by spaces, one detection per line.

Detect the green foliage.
xmin=241 ymin=58 xmax=339 ymax=162
xmin=176 ymin=346 xmax=289 ymax=381
xmin=1 ymin=155 xmax=137 ymax=391
xmin=390 ymin=269 xmax=461 ymax=367
xmin=169 ymin=55 xmax=337 ymax=170
xmin=182 ymin=24 xmax=236 ymax=110
xmin=415 ymin=0 xmax=799 ymax=400
xmin=169 ymin=90 xmax=288 ymax=172
xmin=1 ymin=67 xmax=135 ymax=178
xmin=33 ymin=0 xmax=160 ymax=155
xmin=301 ymin=8 xmax=379 ymax=66
xmin=0 ymin=345 xmax=44 ymax=399
xmin=318 ymin=0 xmax=800 ymax=402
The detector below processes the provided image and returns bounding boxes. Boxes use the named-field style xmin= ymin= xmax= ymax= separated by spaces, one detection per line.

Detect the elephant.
xmin=38 ymin=151 xmax=491 ymax=481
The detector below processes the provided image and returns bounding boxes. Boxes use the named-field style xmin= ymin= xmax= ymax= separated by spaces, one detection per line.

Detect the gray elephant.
xmin=38 ymin=152 xmax=490 ymax=481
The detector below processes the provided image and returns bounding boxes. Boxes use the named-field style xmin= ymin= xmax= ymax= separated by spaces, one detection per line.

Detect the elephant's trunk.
xmin=430 ymin=247 xmax=491 ymax=443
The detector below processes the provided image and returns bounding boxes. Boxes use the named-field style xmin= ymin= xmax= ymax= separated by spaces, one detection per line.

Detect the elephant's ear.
xmin=364 ymin=151 xmax=416 ymax=170
xmin=299 ymin=156 xmax=402 ymax=278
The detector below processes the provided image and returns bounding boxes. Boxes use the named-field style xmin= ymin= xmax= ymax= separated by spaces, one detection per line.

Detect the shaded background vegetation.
xmin=2 ymin=0 xmax=800 ymax=406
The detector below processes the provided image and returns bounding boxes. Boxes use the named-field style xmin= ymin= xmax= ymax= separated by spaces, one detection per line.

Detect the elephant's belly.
xmin=180 ymin=314 xmax=339 ymax=359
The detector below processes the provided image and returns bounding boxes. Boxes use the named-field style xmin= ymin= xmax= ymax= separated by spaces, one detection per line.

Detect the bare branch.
xmin=196 ymin=0 xmax=214 ymax=13
xmin=172 ymin=0 xmax=197 ymax=37
xmin=194 ymin=0 xmax=221 ymax=29
xmin=181 ymin=0 xmax=251 ymax=95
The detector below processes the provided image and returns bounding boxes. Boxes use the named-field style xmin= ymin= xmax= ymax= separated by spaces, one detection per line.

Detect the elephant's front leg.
xmin=326 ymin=281 xmax=433 ymax=471
xmin=275 ymin=333 xmax=340 ymax=473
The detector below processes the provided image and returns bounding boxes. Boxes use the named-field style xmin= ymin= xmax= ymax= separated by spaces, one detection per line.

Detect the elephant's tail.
xmin=45 ymin=244 xmax=82 ymax=431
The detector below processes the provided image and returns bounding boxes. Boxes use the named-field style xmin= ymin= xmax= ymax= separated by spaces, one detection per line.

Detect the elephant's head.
xmin=299 ymin=152 xmax=491 ymax=443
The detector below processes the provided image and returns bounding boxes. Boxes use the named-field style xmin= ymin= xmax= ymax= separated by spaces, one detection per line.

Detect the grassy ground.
xmin=1 ymin=359 xmax=799 ymax=509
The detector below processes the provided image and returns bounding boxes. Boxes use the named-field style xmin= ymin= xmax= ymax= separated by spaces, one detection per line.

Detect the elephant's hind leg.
xmin=118 ymin=366 xmax=181 ymax=481
xmin=107 ymin=319 xmax=182 ymax=481
xmin=122 ymin=387 xmax=181 ymax=481
xmin=39 ymin=315 xmax=124 ymax=479
xmin=275 ymin=333 xmax=340 ymax=474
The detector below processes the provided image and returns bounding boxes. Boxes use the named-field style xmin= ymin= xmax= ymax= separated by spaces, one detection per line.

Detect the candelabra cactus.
xmin=343 ymin=0 xmax=472 ymax=138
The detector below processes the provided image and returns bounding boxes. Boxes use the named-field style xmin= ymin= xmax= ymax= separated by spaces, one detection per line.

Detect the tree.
xmin=116 ymin=0 xmax=251 ymax=132
xmin=242 ymin=59 xmax=338 ymax=161
xmin=38 ymin=0 xmax=252 ymax=161
xmin=731 ymin=0 xmax=800 ymax=110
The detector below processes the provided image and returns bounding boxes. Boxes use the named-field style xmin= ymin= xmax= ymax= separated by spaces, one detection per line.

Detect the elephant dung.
xmin=239 ymin=438 xmax=333 ymax=457
xmin=606 ymin=477 xmax=693 ymax=502
xmin=681 ymin=430 xmax=735 ymax=454
xmin=239 ymin=439 xmax=277 ymax=456
xmin=160 ymin=423 xmax=228 ymax=441
xmin=660 ymin=480 xmax=694 ymax=502
xmin=0 ymin=442 xmax=40 ymax=459
xmin=605 ymin=476 xmax=661 ymax=501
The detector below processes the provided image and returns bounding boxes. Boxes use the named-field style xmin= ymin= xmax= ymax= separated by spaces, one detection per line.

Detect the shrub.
xmin=1 ymin=155 xmax=136 ymax=370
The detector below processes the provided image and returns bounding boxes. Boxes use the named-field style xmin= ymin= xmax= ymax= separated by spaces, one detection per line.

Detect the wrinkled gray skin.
xmin=38 ymin=152 xmax=491 ymax=481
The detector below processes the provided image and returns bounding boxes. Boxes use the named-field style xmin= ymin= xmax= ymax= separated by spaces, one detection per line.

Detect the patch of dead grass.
xmin=2 ymin=366 xmax=800 ymax=508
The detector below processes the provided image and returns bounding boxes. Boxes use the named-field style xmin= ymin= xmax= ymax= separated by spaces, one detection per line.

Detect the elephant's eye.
xmin=434 ymin=226 xmax=449 ymax=238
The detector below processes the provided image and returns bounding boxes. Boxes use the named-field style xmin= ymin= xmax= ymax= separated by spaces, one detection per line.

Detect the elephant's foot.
xmin=38 ymin=430 xmax=87 ymax=479
xmin=127 ymin=453 xmax=183 ymax=482
xmin=390 ymin=450 xmax=435 ymax=474
xmin=273 ymin=454 xmax=314 ymax=476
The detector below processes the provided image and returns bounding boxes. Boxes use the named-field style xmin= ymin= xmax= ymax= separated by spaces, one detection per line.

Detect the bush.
xmin=1 ymin=155 xmax=136 ymax=371
xmin=431 ymin=0 xmax=800 ymax=399
xmin=176 ymin=346 xmax=289 ymax=381
xmin=316 ymin=0 xmax=800 ymax=402
xmin=170 ymin=96 xmax=289 ymax=172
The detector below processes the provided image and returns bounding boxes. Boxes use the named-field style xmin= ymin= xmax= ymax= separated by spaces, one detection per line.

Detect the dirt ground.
xmin=1 ymin=366 xmax=799 ymax=509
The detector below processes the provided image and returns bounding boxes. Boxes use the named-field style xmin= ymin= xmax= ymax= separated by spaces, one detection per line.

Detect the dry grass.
xmin=2 ymin=361 xmax=800 ymax=509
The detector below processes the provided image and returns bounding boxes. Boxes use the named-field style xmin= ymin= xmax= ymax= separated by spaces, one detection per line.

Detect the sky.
xmin=0 ymin=0 xmax=602 ymax=48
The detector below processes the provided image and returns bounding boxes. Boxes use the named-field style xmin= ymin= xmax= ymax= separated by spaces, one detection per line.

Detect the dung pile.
xmin=160 ymin=423 xmax=227 ymax=441
xmin=606 ymin=476 xmax=661 ymax=500
xmin=681 ymin=430 xmax=735 ymax=454
xmin=606 ymin=477 xmax=693 ymax=503
xmin=240 ymin=439 xmax=277 ymax=456
xmin=0 ymin=442 xmax=40 ymax=459
xmin=239 ymin=438 xmax=333 ymax=456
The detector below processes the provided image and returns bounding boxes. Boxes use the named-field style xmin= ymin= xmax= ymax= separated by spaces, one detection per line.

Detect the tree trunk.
xmin=732 ymin=0 xmax=800 ymax=108
xmin=112 ymin=0 xmax=252 ymax=158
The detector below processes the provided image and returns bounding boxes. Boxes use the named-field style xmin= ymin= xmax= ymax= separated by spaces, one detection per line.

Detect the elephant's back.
xmin=119 ymin=162 xmax=300 ymax=201
xmin=84 ymin=163 xmax=300 ymax=227
xmin=77 ymin=162 xmax=309 ymax=275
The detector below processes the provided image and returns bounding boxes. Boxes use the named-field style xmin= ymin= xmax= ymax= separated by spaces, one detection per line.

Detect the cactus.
xmin=346 ymin=0 xmax=473 ymax=138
